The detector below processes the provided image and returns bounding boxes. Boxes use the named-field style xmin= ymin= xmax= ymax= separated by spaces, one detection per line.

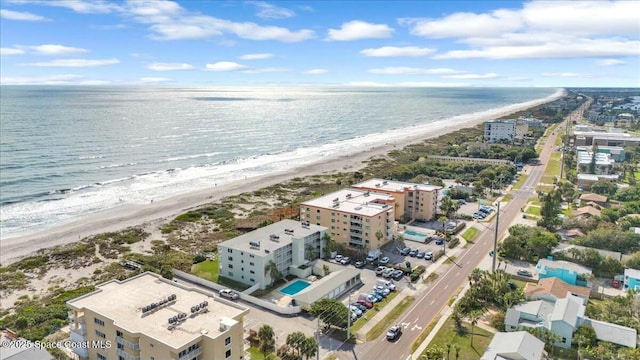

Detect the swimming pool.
xmin=279 ymin=280 xmax=312 ymax=296
xmin=403 ymin=230 xmax=428 ymax=242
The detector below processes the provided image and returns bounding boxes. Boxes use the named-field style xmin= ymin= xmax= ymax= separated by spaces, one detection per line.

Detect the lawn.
xmin=536 ymin=185 xmax=555 ymax=194
xmin=540 ymin=175 xmax=556 ymax=184
xmin=462 ymin=227 xmax=479 ymax=242
xmin=544 ymin=159 xmax=561 ymax=177
xmin=527 ymin=197 xmax=541 ymax=206
xmin=501 ymin=193 xmax=513 ymax=202
xmin=411 ymin=318 xmax=438 ymax=352
xmin=191 ymin=258 xmax=219 ymax=282
xmin=366 ymin=296 xmax=415 ymax=341
xmin=247 ymin=347 xmax=265 ymax=360
xmin=554 ymin=134 xmax=563 ymax=146
xmin=512 ymin=174 xmax=528 ymax=190
xmin=420 ymin=317 xmax=493 ymax=360
xmin=525 ymin=206 xmax=541 ymax=216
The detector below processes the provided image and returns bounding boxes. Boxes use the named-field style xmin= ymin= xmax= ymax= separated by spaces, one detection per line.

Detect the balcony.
xmin=68 ymin=311 xmax=85 ymax=323
xmin=350 ymin=222 xmax=362 ymax=228
xmin=117 ymin=348 xmax=141 ymax=360
xmin=116 ymin=336 xmax=140 ymax=350
xmin=176 ymin=347 xmax=203 ymax=360
xmin=70 ymin=325 xmax=87 ymax=336
xmin=72 ymin=346 xmax=88 ymax=360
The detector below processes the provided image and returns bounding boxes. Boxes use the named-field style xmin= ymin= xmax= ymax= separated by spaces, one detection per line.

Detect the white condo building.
xmin=484 ymin=120 xmax=517 ymax=143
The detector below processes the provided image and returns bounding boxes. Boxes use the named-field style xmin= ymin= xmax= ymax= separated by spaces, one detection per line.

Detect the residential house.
xmin=505 ymin=294 xmax=637 ymax=348
xmin=571 ymin=206 xmax=601 ymax=218
xmin=524 ymin=277 xmax=591 ymax=305
xmin=576 ymin=173 xmax=619 ymax=190
xmin=624 ymin=268 xmax=640 ymax=292
xmin=480 ymin=331 xmax=545 ymax=360
xmin=578 ymin=193 xmax=608 ymax=207
xmin=536 ymin=258 xmax=592 ymax=287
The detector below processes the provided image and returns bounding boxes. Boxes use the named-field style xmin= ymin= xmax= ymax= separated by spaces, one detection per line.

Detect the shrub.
xmin=448 ymin=237 xmax=460 ymax=249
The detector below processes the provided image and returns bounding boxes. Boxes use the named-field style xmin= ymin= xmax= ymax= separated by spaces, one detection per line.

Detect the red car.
xmin=357 ymin=299 xmax=373 ymax=308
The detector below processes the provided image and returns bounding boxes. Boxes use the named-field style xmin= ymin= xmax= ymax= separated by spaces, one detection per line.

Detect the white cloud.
xmin=368 ymin=67 xmax=464 ymax=75
xmin=248 ymin=1 xmax=295 ymax=19
xmin=205 ymin=61 xmax=248 ymax=71
xmin=327 ymin=20 xmax=394 ymax=41
xmin=0 ymin=47 xmax=25 ymax=56
xmin=303 ymin=69 xmax=328 ymax=75
xmin=541 ymin=72 xmax=583 ymax=77
xmin=442 ymin=72 xmax=498 ymax=79
xmin=24 ymin=58 xmax=120 ymax=67
xmin=147 ymin=62 xmax=194 ymax=71
xmin=0 ymin=74 xmax=83 ymax=85
xmin=18 ymin=0 xmax=121 ymax=14
xmin=598 ymin=59 xmax=626 ymax=67
xmin=405 ymin=1 xmax=640 ymax=60
xmin=138 ymin=77 xmax=172 ymax=83
xmin=239 ymin=53 xmax=273 ymax=60
xmin=26 ymin=44 xmax=88 ymax=55
xmin=360 ymin=46 xmax=435 ymax=57
xmin=242 ymin=67 xmax=290 ymax=74
xmin=0 ymin=9 xmax=49 ymax=21
xmin=346 ymin=81 xmax=391 ymax=87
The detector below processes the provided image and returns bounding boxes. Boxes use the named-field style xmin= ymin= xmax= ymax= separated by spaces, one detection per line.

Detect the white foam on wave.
xmin=0 ymin=89 xmax=564 ymax=240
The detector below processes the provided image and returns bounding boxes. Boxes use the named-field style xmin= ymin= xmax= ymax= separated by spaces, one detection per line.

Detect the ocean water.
xmin=0 ymin=86 xmax=559 ymax=239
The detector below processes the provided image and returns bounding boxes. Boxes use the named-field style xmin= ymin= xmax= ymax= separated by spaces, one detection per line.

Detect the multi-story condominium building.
xmin=67 ymin=272 xmax=249 ymax=360
xmin=217 ymin=219 xmax=327 ymax=290
xmin=484 ymin=120 xmax=516 ymax=143
xmin=352 ymin=178 xmax=441 ymax=222
xmin=573 ymin=130 xmax=640 ymax=147
xmin=577 ymin=151 xmax=615 ymax=175
xmin=300 ymin=189 xmax=395 ymax=249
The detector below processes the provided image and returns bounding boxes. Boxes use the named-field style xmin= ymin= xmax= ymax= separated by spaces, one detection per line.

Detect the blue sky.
xmin=1 ymin=0 xmax=639 ymax=86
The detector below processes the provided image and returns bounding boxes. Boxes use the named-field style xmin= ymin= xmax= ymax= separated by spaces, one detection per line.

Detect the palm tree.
xmin=286 ymin=331 xmax=306 ymax=358
xmin=265 ymin=260 xmax=282 ymax=286
xmin=469 ymin=310 xmax=482 ymax=348
xmin=305 ymin=244 xmax=316 ymax=261
xmin=454 ymin=344 xmax=460 ymax=360
xmin=446 ymin=343 xmax=452 ymax=360
xmin=258 ymin=325 xmax=275 ymax=356
xmin=335 ymin=178 xmax=342 ymax=189
xmin=301 ymin=336 xmax=318 ymax=360
xmin=322 ymin=233 xmax=336 ymax=258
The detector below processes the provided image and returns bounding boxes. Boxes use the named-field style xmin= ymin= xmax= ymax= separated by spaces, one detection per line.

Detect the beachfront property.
xmin=427 ymin=155 xmax=515 ymax=167
xmin=217 ymin=219 xmax=327 ymax=290
xmin=300 ymin=188 xmax=395 ymax=248
xmin=576 ymin=150 xmax=615 ymax=175
xmin=573 ymin=130 xmax=640 ymax=147
xmin=576 ymin=173 xmax=619 ymax=190
xmin=480 ymin=331 xmax=545 ymax=360
xmin=624 ymin=268 xmax=640 ymax=292
xmin=505 ymin=294 xmax=637 ymax=349
xmin=524 ymin=277 xmax=591 ymax=305
xmin=536 ymin=258 xmax=592 ymax=287
xmin=351 ymin=178 xmax=441 ymax=222
xmin=483 ymin=120 xmax=517 ymax=143
xmin=67 ymin=272 xmax=249 ymax=360
xmin=289 ymin=263 xmax=362 ymax=308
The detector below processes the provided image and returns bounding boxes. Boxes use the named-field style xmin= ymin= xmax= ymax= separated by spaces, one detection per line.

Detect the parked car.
xmin=517 ymin=269 xmax=533 ymax=277
xmin=416 ymin=251 xmax=425 ymax=259
xmin=375 ymin=266 xmax=387 ymax=276
xmin=350 ymin=306 xmax=362 ymax=317
xmin=219 ymin=289 xmax=239 ymax=300
xmin=351 ymin=303 xmax=367 ymax=312
xmin=379 ymin=256 xmax=390 ymax=265
xmin=375 ymin=285 xmax=391 ymax=296
xmin=335 ymin=254 xmax=343 ymax=262
xmin=386 ymin=325 xmax=402 ymax=341
xmin=424 ymin=252 xmax=433 ymax=261
xmin=378 ymin=280 xmax=396 ymax=291
xmin=366 ymin=294 xmax=379 ymax=303
xmin=357 ymin=299 xmax=373 ymax=308
xmin=383 ymin=268 xmax=395 ymax=278
xmin=392 ymin=270 xmax=404 ymax=280
xmin=435 ymin=238 xmax=444 ymax=245
xmin=369 ymin=292 xmax=383 ymax=302
xmin=409 ymin=249 xmax=418 ymax=257
xmin=340 ymin=257 xmax=351 ymax=265
xmin=354 ymin=261 xmax=365 ymax=268
xmin=400 ymin=247 xmax=411 ymax=256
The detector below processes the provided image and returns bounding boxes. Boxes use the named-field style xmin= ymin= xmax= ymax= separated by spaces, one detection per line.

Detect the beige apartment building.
xmin=352 ymin=179 xmax=441 ymax=222
xmin=67 ymin=272 xmax=249 ymax=360
xmin=300 ymin=188 xmax=395 ymax=248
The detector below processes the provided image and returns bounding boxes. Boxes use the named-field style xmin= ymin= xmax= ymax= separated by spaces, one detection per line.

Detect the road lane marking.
xmin=430 ymin=300 xmax=435 ymax=305
xmin=444 ymin=284 xmax=448 ymax=290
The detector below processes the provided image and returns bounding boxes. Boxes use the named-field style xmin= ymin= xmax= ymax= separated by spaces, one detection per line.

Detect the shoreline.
xmin=0 ymin=89 xmax=565 ymax=265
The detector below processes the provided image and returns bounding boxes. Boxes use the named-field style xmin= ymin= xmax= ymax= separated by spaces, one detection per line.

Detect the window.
xmin=228 ymin=264 xmax=233 ymax=269
xmin=250 ymin=270 xmax=255 ymax=274
xmin=250 ymin=278 xmax=255 ymax=282
xmin=317 ymin=209 xmax=320 ymax=213
xmin=227 ymin=249 xmax=233 ymax=253
xmin=226 ymin=349 xmax=232 ymax=358
xmin=562 ymin=337 xmax=567 ymax=343
xmin=225 ymin=337 xmax=231 ymax=346
xmin=249 ymin=255 xmax=254 ymax=258
xmin=241 ymin=267 xmax=244 ymax=271
xmin=95 ymin=330 xmax=106 ymax=339
xmin=316 ymin=216 xmax=320 ymax=220
xmin=241 ymin=260 xmax=244 ymax=264
xmin=94 ymin=318 xmax=105 ymax=326
xmin=117 ymin=343 xmax=124 ymax=350
xmin=97 ymin=354 xmax=107 ymax=360
xmin=228 ymin=256 xmax=233 ymax=261
xmin=228 ymin=271 xmax=233 ymax=276
xmin=119 ymin=356 xmax=125 ymax=360
xmin=116 ymin=330 xmax=123 ymax=337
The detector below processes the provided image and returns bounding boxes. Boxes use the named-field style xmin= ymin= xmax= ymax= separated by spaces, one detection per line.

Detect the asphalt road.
xmin=354 ymin=106 xmax=588 ymax=360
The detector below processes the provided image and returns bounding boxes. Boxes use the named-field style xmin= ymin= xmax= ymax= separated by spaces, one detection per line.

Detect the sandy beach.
xmin=0 ymin=90 xmax=565 ymax=266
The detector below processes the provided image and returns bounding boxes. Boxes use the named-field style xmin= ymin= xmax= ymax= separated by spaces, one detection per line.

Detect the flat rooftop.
xmin=301 ymin=188 xmax=394 ymax=217
xmin=353 ymin=178 xmax=441 ymax=193
xmin=218 ymin=219 xmax=326 ymax=255
xmin=68 ymin=273 xmax=248 ymax=349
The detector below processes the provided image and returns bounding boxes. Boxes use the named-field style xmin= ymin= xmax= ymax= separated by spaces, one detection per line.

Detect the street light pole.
xmin=347 ymin=292 xmax=352 ymax=341
xmin=492 ymin=201 xmax=500 ymax=273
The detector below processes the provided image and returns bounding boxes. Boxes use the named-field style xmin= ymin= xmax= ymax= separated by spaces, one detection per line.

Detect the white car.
xmin=219 ymin=289 xmax=239 ymax=300
xmin=375 ymin=285 xmax=390 ymax=296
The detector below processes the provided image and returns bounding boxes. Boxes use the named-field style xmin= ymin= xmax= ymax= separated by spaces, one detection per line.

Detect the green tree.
xmin=286 ymin=331 xmax=306 ymax=358
xmin=322 ymin=233 xmax=336 ymax=258
xmin=258 ymin=325 xmax=276 ymax=356
xmin=265 ymin=260 xmax=282 ymax=286
xmin=309 ymin=298 xmax=349 ymax=329
xmin=301 ymin=336 xmax=318 ymax=360
xmin=375 ymin=229 xmax=384 ymax=244
xmin=537 ymin=189 xmax=562 ymax=231
xmin=590 ymin=180 xmax=617 ymax=196
xmin=469 ymin=310 xmax=482 ymax=348
xmin=573 ymin=325 xmax=597 ymax=353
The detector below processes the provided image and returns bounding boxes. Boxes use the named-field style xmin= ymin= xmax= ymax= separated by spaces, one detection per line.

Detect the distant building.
xmin=577 ymin=151 xmax=615 ymax=175
xmin=484 ymin=120 xmax=516 ymax=143
xmin=480 ymin=331 xmax=544 ymax=360
xmin=536 ymin=258 xmax=592 ymax=287
xmin=515 ymin=119 xmax=529 ymax=139
xmin=578 ymin=193 xmax=608 ymax=207
xmin=300 ymin=188 xmax=395 ymax=249
xmin=427 ymin=155 xmax=514 ymax=167
xmin=66 ymin=272 xmax=249 ymax=360
xmin=576 ymin=173 xmax=619 ymax=190
xmin=624 ymin=268 xmax=640 ymax=292
xmin=352 ymin=178 xmax=441 ymax=222
xmin=571 ymin=205 xmax=602 ymax=218
xmin=596 ymin=145 xmax=626 ymax=162
xmin=573 ymin=130 xmax=640 ymax=147
xmin=217 ymin=219 xmax=327 ymax=289
xmin=524 ymin=277 xmax=591 ymax=305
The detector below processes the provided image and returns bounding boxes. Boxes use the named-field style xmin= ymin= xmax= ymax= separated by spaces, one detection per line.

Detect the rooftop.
xmin=301 ymin=188 xmax=395 ymax=217
xmin=549 ymin=296 xmax=583 ymax=328
xmin=537 ymin=258 xmax=592 ymax=275
xmin=293 ymin=267 xmax=361 ymax=305
xmin=525 ymin=278 xmax=591 ymax=300
xmin=480 ymin=331 xmax=544 ymax=360
xmin=353 ymin=178 xmax=441 ymax=193
xmin=625 ymin=268 xmax=640 ymax=279
xmin=579 ymin=193 xmax=608 ymax=203
xmin=217 ymin=219 xmax=326 ymax=255
xmin=67 ymin=272 xmax=248 ymax=349
xmin=571 ymin=206 xmax=602 ymax=218
xmin=573 ymin=131 xmax=632 ymax=139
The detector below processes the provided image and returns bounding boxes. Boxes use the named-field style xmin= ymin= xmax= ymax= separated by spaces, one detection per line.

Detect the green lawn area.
xmin=544 ymin=159 xmax=561 ymax=176
xmin=420 ymin=318 xmax=493 ymax=359
xmin=525 ymin=206 xmax=541 ymax=216
xmin=501 ymin=194 xmax=513 ymax=202
xmin=551 ymin=152 xmax=561 ymax=160
xmin=366 ymin=296 xmax=415 ymax=341
xmin=247 ymin=347 xmax=265 ymax=360
xmin=536 ymin=184 xmax=555 ymax=194
xmin=540 ymin=175 xmax=556 ymax=184
xmin=527 ymin=197 xmax=541 ymax=206
xmin=351 ymin=291 xmax=399 ymax=334
xmin=191 ymin=258 xmax=219 ymax=282
xmin=411 ymin=318 xmax=438 ymax=352
xmin=512 ymin=174 xmax=528 ymax=190
xmin=462 ymin=227 xmax=479 ymax=242
xmin=554 ymin=134 xmax=563 ymax=146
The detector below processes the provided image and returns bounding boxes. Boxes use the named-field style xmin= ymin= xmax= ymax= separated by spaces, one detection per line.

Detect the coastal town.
xmin=1 ymin=89 xmax=639 ymax=360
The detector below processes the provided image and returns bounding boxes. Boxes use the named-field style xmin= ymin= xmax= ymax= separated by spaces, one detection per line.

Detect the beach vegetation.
xmin=499 ymin=225 xmax=559 ymax=263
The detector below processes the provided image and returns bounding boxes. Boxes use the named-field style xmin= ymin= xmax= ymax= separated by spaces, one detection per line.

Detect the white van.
xmin=376 ymin=279 xmax=396 ymax=291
